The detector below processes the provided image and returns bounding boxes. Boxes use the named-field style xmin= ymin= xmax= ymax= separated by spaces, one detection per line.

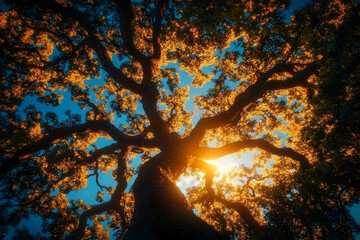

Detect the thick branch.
xmin=188 ymin=62 xmax=318 ymax=144
xmin=141 ymin=89 xmax=169 ymax=141
xmin=195 ymin=139 xmax=310 ymax=169
xmin=191 ymin=158 xmax=263 ymax=233
xmin=114 ymin=0 xmax=149 ymax=65
xmin=83 ymin=143 xmax=121 ymax=165
xmin=114 ymin=0 xmax=169 ymax=140
xmin=69 ymin=148 xmax=130 ymax=240
xmin=67 ymin=201 xmax=112 ymax=240
xmin=216 ymin=196 xmax=262 ymax=234
xmin=0 ymin=120 xmax=157 ymax=175
xmin=263 ymin=62 xmax=317 ymax=90
xmin=192 ymin=159 xmax=262 ymax=234
xmin=111 ymin=149 xmax=130 ymax=238
xmin=151 ymin=0 xmax=168 ymax=62
xmin=40 ymin=0 xmax=142 ymax=94
xmin=191 ymin=158 xmax=216 ymax=192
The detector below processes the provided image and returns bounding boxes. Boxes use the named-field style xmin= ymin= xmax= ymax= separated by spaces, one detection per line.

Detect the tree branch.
xmin=111 ymin=149 xmax=130 ymax=238
xmin=194 ymin=139 xmax=310 ymax=169
xmin=82 ymin=143 xmax=121 ymax=165
xmin=191 ymin=159 xmax=263 ymax=235
xmin=263 ymin=62 xmax=317 ymax=90
xmin=188 ymin=62 xmax=318 ymax=144
xmin=191 ymin=158 xmax=216 ymax=193
xmin=67 ymin=201 xmax=112 ymax=240
xmin=91 ymin=160 xmax=111 ymax=191
xmin=113 ymin=0 xmax=149 ymax=66
xmin=111 ymin=149 xmax=129 ymax=203
xmin=68 ymin=148 xmax=130 ymax=240
xmin=113 ymin=0 xmax=169 ymax=140
xmin=215 ymin=196 xmax=262 ymax=234
xmin=0 ymin=120 xmax=157 ymax=175
xmin=151 ymin=0 xmax=168 ymax=62
xmin=39 ymin=0 xmax=142 ymax=94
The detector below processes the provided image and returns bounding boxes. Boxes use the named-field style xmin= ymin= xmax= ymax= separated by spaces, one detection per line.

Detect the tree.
xmin=0 ymin=0 xmax=359 ymax=239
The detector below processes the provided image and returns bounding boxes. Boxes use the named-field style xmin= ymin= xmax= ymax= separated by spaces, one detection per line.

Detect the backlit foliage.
xmin=0 ymin=0 xmax=359 ymax=239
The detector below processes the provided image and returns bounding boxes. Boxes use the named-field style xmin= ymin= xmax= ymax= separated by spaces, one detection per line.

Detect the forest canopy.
xmin=0 ymin=0 xmax=360 ymax=239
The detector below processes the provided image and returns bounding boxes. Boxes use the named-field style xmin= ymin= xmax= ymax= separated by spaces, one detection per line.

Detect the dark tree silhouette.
xmin=0 ymin=0 xmax=359 ymax=239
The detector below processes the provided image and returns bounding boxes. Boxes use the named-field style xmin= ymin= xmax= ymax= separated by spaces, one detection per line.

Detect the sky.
xmin=3 ymin=0 xmax=360 ymax=239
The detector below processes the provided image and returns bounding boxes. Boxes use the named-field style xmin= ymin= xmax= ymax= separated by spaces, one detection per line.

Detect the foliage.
xmin=0 ymin=0 xmax=359 ymax=239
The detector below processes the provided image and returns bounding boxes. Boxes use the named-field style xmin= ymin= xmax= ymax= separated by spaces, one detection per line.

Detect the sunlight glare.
xmin=176 ymin=151 xmax=258 ymax=194
xmin=205 ymin=154 xmax=240 ymax=175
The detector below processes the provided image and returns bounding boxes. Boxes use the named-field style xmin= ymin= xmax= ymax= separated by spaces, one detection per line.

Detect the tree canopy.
xmin=0 ymin=0 xmax=360 ymax=239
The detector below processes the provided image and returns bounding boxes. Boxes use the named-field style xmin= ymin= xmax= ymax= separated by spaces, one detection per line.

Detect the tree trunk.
xmin=123 ymin=152 xmax=223 ymax=240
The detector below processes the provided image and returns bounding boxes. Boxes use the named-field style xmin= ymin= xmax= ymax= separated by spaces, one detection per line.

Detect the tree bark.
xmin=123 ymin=152 xmax=223 ymax=240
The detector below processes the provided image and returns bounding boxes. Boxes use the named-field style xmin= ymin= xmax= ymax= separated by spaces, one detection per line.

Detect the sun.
xmin=176 ymin=151 xmax=257 ymax=193
xmin=205 ymin=154 xmax=240 ymax=176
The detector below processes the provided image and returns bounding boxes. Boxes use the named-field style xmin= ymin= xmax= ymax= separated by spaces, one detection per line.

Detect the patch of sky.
xmin=66 ymin=170 xmax=116 ymax=205
xmin=241 ymin=150 xmax=259 ymax=169
xmin=85 ymin=72 xmax=106 ymax=87
xmin=256 ymin=167 xmax=263 ymax=174
xmin=17 ymin=89 xmax=89 ymax=122
xmin=111 ymin=53 xmax=131 ymax=68
xmin=231 ymin=176 xmax=248 ymax=187
xmin=349 ymin=203 xmax=360 ymax=240
xmin=274 ymin=130 xmax=289 ymax=147
xmin=0 ymin=1 xmax=10 ymax=11
xmin=200 ymin=64 xmax=213 ymax=74
xmin=257 ymin=132 xmax=266 ymax=139
xmin=215 ymin=36 xmax=244 ymax=58
xmin=274 ymin=94 xmax=287 ymax=103
xmin=265 ymin=179 xmax=273 ymax=185
xmin=266 ymin=159 xmax=275 ymax=169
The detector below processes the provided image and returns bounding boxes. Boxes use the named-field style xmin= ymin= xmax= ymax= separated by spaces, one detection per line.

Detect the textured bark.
xmin=123 ymin=152 xmax=223 ymax=240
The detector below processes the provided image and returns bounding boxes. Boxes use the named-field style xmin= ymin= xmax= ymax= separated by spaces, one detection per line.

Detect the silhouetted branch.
xmin=191 ymin=158 xmax=263 ymax=235
xmin=83 ymin=143 xmax=121 ymax=164
xmin=38 ymin=0 xmax=169 ymax=140
xmin=113 ymin=0 xmax=170 ymax=140
xmin=194 ymin=138 xmax=310 ymax=169
xmin=67 ymin=201 xmax=112 ymax=240
xmin=151 ymin=0 xmax=169 ymax=62
xmin=188 ymin=62 xmax=318 ymax=144
xmin=39 ymin=0 xmax=142 ymax=94
xmin=113 ymin=0 xmax=149 ymax=66
xmin=91 ymin=160 xmax=111 ymax=191
xmin=111 ymin=148 xmax=131 ymax=239
xmin=0 ymin=120 xmax=157 ymax=175
xmin=215 ymin=196 xmax=262 ymax=234
xmin=68 ymin=147 xmax=131 ymax=240
xmin=191 ymin=158 xmax=216 ymax=193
